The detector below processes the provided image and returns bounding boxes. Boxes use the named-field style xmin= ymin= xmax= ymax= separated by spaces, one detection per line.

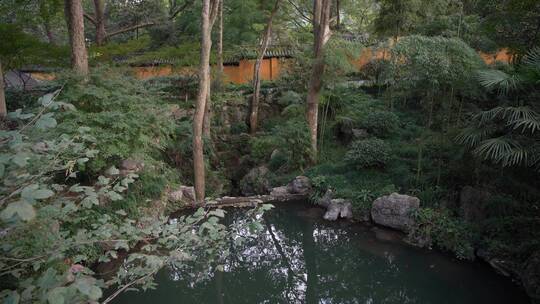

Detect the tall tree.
xmin=306 ymin=0 xmax=332 ymax=162
xmin=193 ymin=0 xmax=220 ymax=203
xmin=250 ymin=0 xmax=281 ymax=134
xmin=64 ymin=0 xmax=88 ymax=75
xmin=0 ymin=60 xmax=6 ymax=118
xmin=216 ymin=0 xmax=224 ymax=86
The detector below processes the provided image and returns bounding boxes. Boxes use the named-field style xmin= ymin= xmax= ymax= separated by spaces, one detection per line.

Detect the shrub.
xmin=278 ymin=90 xmax=302 ymax=106
xmin=408 ymin=208 xmax=476 ymax=260
xmin=359 ymin=111 xmax=399 ymax=137
xmin=345 ymin=138 xmax=391 ymax=168
xmin=250 ymin=119 xmax=311 ymax=170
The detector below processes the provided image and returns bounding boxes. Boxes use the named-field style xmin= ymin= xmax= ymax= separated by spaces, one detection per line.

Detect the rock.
xmin=120 ymin=158 xmax=144 ymax=175
xmin=270 ymin=186 xmax=289 ymax=197
xmin=339 ymin=200 xmax=353 ymax=219
xmin=323 ymin=202 xmax=341 ymax=221
xmin=168 ymin=190 xmax=183 ymax=203
xmin=317 ymin=189 xmax=333 ymax=208
xmin=488 ymin=259 xmax=519 ymax=278
xmin=371 ymin=193 xmax=420 ymax=232
xmin=522 ymin=251 xmax=540 ymax=303
xmin=459 ymin=186 xmax=491 ymax=222
xmin=352 ymin=128 xmax=369 ymax=139
xmin=166 ymin=185 xmax=195 ymax=205
xmin=322 ymin=199 xmax=353 ymax=221
xmin=240 ymin=166 xmax=271 ymax=196
xmin=287 ymin=176 xmax=311 ymax=195
xmin=180 ymin=186 xmax=195 ymax=204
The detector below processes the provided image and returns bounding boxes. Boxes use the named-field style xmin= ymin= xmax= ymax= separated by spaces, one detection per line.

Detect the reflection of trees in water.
xmin=164 ymin=206 xmax=421 ymax=303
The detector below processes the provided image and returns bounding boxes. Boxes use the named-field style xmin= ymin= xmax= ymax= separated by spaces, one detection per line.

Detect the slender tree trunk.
xmin=65 ymin=0 xmax=89 ymax=75
xmin=0 ymin=60 xmax=6 ymax=118
xmin=336 ymin=0 xmax=340 ymax=29
xmin=250 ymin=0 xmax=280 ymax=135
xmin=193 ymin=0 xmax=220 ymax=203
xmin=203 ymin=80 xmax=212 ymax=137
xmin=93 ymin=0 xmax=107 ymax=46
xmin=216 ymin=0 xmax=224 ymax=87
xmin=306 ymin=0 xmax=332 ymax=163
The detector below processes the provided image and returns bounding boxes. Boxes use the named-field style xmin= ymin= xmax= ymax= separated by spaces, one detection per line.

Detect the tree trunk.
xmin=93 ymin=0 xmax=107 ymax=46
xmin=65 ymin=0 xmax=89 ymax=75
xmin=0 ymin=60 xmax=6 ymax=118
xmin=306 ymin=0 xmax=332 ymax=163
xmin=203 ymin=80 xmax=212 ymax=137
xmin=193 ymin=0 xmax=220 ymax=204
xmin=216 ymin=0 xmax=224 ymax=87
xmin=249 ymin=0 xmax=280 ymax=135
xmin=336 ymin=0 xmax=340 ymax=29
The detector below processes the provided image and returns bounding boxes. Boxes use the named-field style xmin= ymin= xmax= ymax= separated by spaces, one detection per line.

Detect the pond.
xmin=113 ymin=200 xmax=529 ymax=304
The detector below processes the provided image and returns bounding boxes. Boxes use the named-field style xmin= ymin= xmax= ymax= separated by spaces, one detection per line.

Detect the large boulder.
xmin=168 ymin=186 xmax=196 ymax=205
xmin=287 ymin=176 xmax=311 ymax=195
xmin=240 ymin=166 xmax=271 ymax=196
xmin=459 ymin=186 xmax=491 ymax=222
xmin=522 ymin=251 xmax=540 ymax=303
xmin=371 ymin=193 xmax=420 ymax=232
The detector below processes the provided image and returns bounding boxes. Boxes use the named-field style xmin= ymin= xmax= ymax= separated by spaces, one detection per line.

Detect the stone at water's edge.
xmin=317 ymin=189 xmax=353 ymax=221
xmin=371 ymin=193 xmax=420 ymax=232
xmin=323 ymin=199 xmax=354 ymax=221
xmin=287 ymin=176 xmax=312 ymax=195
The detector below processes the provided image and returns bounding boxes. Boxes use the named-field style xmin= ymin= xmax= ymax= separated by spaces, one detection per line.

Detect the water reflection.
xmin=114 ymin=202 xmax=529 ymax=304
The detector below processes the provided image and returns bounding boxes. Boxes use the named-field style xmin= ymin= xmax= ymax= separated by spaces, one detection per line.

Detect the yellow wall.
xmin=21 ymin=48 xmax=514 ymax=84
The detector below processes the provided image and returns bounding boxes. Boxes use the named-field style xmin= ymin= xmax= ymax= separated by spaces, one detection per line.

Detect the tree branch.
xmin=83 ymin=13 xmax=97 ymax=26
xmin=105 ymin=22 xmax=156 ymax=38
xmin=169 ymin=0 xmax=194 ymax=20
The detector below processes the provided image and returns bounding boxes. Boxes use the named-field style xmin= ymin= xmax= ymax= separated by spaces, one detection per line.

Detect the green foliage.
xmin=457 ymin=47 xmax=540 ymax=170
xmin=0 ymin=73 xmax=270 ymax=303
xmin=90 ymin=37 xmax=152 ymax=63
xmin=408 ymin=208 xmax=476 ymax=260
xmin=345 ymin=138 xmax=391 ymax=168
xmin=250 ymin=119 xmax=312 ymax=171
xmin=126 ymin=42 xmax=203 ymax=67
xmin=52 ymin=68 xmax=178 ymax=174
xmin=0 ymin=24 xmax=69 ymax=69
xmin=360 ymin=111 xmax=400 ymax=137
xmin=388 ymin=35 xmax=484 ymax=96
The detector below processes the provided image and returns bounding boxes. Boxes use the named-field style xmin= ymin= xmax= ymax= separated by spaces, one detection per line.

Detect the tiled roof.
xmin=223 ymin=45 xmax=296 ymax=64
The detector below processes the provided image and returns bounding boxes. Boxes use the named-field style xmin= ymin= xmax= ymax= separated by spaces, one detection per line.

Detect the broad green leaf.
xmin=81 ymin=196 xmax=99 ymax=208
xmin=1 ymin=201 xmax=37 ymax=221
xmin=106 ymin=166 xmax=120 ymax=175
xmin=2 ymin=290 xmax=20 ymax=304
xmin=97 ymin=176 xmax=110 ymax=186
xmin=106 ymin=191 xmax=123 ymax=201
xmin=12 ymin=154 xmax=29 ymax=167
xmin=47 ymin=287 xmax=66 ymax=304
xmin=38 ymin=92 xmax=56 ymax=107
xmin=209 ymin=209 xmax=226 ymax=218
xmin=74 ymin=277 xmax=102 ymax=300
xmin=35 ymin=113 xmax=57 ymax=130
xmin=22 ymin=185 xmax=54 ymax=201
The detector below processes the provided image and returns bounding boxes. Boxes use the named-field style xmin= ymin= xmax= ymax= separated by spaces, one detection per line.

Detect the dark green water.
xmin=114 ymin=201 xmax=529 ymax=304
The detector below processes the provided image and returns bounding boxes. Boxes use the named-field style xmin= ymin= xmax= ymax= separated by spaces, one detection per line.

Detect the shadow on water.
xmin=113 ymin=200 xmax=529 ymax=304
